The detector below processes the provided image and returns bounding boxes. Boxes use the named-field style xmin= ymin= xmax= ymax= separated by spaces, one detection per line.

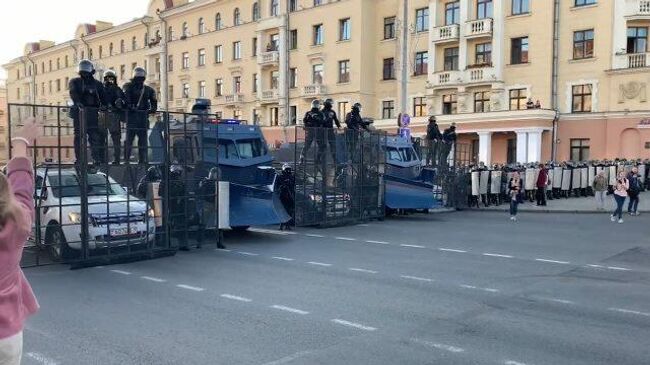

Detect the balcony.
xmin=625 ymin=0 xmax=650 ymax=19
xmin=613 ymin=52 xmax=650 ymax=69
xmin=302 ymin=84 xmax=327 ymax=98
xmin=466 ymin=66 xmax=497 ymax=83
xmin=257 ymin=51 xmax=279 ymax=67
xmin=260 ymin=89 xmax=279 ymax=103
xmin=223 ymin=94 xmax=244 ymax=105
xmin=465 ymin=18 xmax=493 ymax=39
xmin=431 ymin=24 xmax=460 ymax=44
xmin=431 ymin=70 xmax=463 ymax=87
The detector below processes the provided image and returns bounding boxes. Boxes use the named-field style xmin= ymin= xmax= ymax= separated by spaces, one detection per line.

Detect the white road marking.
xmin=308 ymin=261 xmax=333 ymax=267
xmin=215 ymin=248 xmax=232 ymax=252
xmin=587 ymin=264 xmax=605 ymax=268
xmin=237 ymin=251 xmax=259 ymax=256
xmin=349 ymin=268 xmax=378 ymax=274
xmin=272 ymin=256 xmax=295 ymax=261
xmin=331 ymin=319 xmax=377 ymax=331
xmin=271 ymin=305 xmax=310 ymax=315
xmin=439 ymin=248 xmax=467 ymax=253
xmin=25 ymin=352 xmax=59 ymax=365
xmin=401 ymin=244 xmax=426 ymax=248
xmin=505 ymin=361 xmax=529 ymax=365
xmin=176 ymin=284 xmax=205 ymax=292
xmin=221 ymin=294 xmax=252 ymax=302
xmin=358 ymin=224 xmax=370 ymax=227
xmin=483 ymin=253 xmax=513 ymax=258
xmin=365 ymin=240 xmax=390 ymax=245
xmin=535 ymin=297 xmax=575 ymax=305
xmin=335 ymin=236 xmax=357 ymax=241
xmin=483 ymin=288 xmax=500 ymax=293
xmin=261 ymin=351 xmax=314 ymax=365
xmin=412 ymin=339 xmax=464 ymax=353
xmin=249 ymin=228 xmax=296 ymax=235
xmin=95 ymin=266 xmax=105 ymax=269
xmin=608 ymin=307 xmax=650 ymax=317
xmin=535 ymin=258 xmax=570 ymax=265
xmin=401 ymin=275 xmax=434 ymax=282
xmin=460 ymin=284 xmax=499 ymax=293
xmin=110 ymin=269 xmax=131 ymax=275
xmin=607 ymin=266 xmax=631 ymax=271
xmin=141 ymin=276 xmax=167 ymax=283
xmin=305 ymin=233 xmax=325 ymax=238
xmin=460 ymin=284 xmax=477 ymax=289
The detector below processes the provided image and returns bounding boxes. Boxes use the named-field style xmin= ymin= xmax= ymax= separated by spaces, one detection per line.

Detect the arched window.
xmin=131 ymin=36 xmax=137 ymax=50
xmin=80 ymin=51 xmax=85 ymax=60
xmin=88 ymin=48 xmax=93 ymax=60
xmin=233 ymin=8 xmax=241 ymax=26
xmin=65 ymin=55 xmax=69 ymax=67
xmin=271 ymin=0 xmax=279 ymax=16
xmin=98 ymin=45 xmax=103 ymax=58
xmin=198 ymin=17 xmax=205 ymax=34
xmin=120 ymin=40 xmax=125 ymax=53
xmin=182 ymin=22 xmax=189 ymax=37
xmin=215 ymin=13 xmax=222 ymax=30
xmin=252 ymin=2 xmax=260 ymax=21
xmin=167 ymin=26 xmax=174 ymax=41
xmin=109 ymin=42 xmax=114 ymax=56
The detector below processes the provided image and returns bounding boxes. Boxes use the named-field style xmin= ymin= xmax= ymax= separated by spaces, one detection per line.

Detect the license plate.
xmin=110 ymin=227 xmax=138 ymax=237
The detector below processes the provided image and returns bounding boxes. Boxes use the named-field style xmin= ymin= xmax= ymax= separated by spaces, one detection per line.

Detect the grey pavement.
xmin=472 ymin=191 xmax=650 ymax=213
xmin=21 ymin=211 xmax=650 ymax=365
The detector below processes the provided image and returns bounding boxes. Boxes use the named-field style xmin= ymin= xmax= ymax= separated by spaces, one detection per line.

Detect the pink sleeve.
xmin=6 ymin=157 xmax=35 ymax=227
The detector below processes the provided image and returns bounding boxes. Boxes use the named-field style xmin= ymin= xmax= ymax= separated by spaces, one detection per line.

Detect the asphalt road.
xmin=21 ymin=211 xmax=650 ymax=365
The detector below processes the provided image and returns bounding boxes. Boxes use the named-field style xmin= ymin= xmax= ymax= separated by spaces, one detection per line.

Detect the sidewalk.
xmin=470 ymin=191 xmax=650 ymax=214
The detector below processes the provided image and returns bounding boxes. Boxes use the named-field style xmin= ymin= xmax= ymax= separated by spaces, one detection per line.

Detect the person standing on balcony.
xmin=123 ymin=67 xmax=157 ymax=164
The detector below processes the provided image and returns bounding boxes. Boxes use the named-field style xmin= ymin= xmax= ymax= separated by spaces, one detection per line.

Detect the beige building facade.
xmin=0 ymin=80 xmax=7 ymax=163
xmin=3 ymin=0 xmax=650 ymax=163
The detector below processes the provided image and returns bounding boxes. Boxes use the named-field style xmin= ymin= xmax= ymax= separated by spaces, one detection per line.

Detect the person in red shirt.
xmin=536 ymin=164 xmax=549 ymax=206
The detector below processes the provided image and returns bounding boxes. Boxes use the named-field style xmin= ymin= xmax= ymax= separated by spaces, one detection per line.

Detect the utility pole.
xmin=157 ymin=10 xmax=169 ymax=111
xmin=400 ymin=0 xmax=409 ymax=116
xmin=282 ymin=0 xmax=291 ymax=143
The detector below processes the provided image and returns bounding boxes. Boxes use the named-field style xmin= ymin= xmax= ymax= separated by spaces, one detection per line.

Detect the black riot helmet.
xmin=132 ymin=67 xmax=147 ymax=83
xmin=208 ymin=167 xmax=220 ymax=180
xmin=323 ymin=98 xmax=334 ymax=109
xmin=282 ymin=163 xmax=292 ymax=174
xmin=145 ymin=166 xmax=161 ymax=181
xmin=77 ymin=59 xmax=95 ymax=77
xmin=103 ymin=69 xmax=117 ymax=84
xmin=170 ymin=164 xmax=184 ymax=179
xmin=352 ymin=102 xmax=362 ymax=112
xmin=310 ymin=99 xmax=321 ymax=110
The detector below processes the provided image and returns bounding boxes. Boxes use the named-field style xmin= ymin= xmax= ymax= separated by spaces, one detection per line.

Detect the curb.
xmin=468 ymin=208 xmax=648 ymax=214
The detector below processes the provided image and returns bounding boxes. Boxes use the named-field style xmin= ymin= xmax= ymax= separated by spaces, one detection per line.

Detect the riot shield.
xmin=471 ymin=171 xmax=480 ymax=196
xmin=561 ymin=169 xmax=572 ymax=191
xmin=572 ymin=168 xmax=581 ymax=190
xmin=479 ymin=170 xmax=490 ymax=195
xmin=588 ymin=166 xmax=596 ymax=187
xmin=580 ymin=167 xmax=588 ymax=189
xmin=553 ymin=167 xmax=563 ymax=188
xmin=490 ymin=170 xmax=502 ymax=194
xmin=525 ymin=168 xmax=535 ymax=190
xmin=609 ymin=166 xmax=617 ymax=185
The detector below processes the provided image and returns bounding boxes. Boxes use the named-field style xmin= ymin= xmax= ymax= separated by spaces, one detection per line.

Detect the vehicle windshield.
xmin=236 ymin=138 xmax=267 ymax=159
xmin=49 ymin=173 xmax=126 ymax=198
xmin=386 ymin=147 xmax=418 ymax=162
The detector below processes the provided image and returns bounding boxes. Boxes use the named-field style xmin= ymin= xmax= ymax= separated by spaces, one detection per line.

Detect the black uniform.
xmin=300 ymin=108 xmax=325 ymax=162
xmin=123 ymin=80 xmax=157 ymax=163
xmin=136 ymin=167 xmax=161 ymax=199
xmin=322 ymin=106 xmax=341 ymax=162
xmin=100 ymin=82 xmax=126 ymax=163
xmin=426 ymin=122 xmax=442 ymax=166
xmin=277 ymin=169 xmax=295 ymax=230
xmin=439 ymin=126 xmax=457 ymax=167
xmin=344 ymin=110 xmax=368 ymax=161
xmin=69 ymin=76 xmax=105 ymax=164
xmin=159 ymin=170 xmax=188 ymax=249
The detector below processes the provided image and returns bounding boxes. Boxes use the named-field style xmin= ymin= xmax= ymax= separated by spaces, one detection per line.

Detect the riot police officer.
xmin=277 ymin=163 xmax=295 ymax=231
xmin=197 ymin=167 xmax=226 ymax=249
xmin=426 ymin=116 xmax=442 ymax=166
xmin=69 ymin=59 xmax=105 ymax=165
xmin=159 ymin=165 xmax=189 ymax=250
xmin=344 ymin=103 xmax=368 ymax=161
xmin=300 ymin=99 xmax=325 ymax=163
xmin=100 ymin=69 xmax=126 ymax=165
xmin=136 ymin=165 xmax=162 ymax=199
xmin=123 ymin=67 xmax=157 ymax=164
xmin=439 ymin=123 xmax=457 ymax=167
xmin=322 ymin=98 xmax=341 ymax=163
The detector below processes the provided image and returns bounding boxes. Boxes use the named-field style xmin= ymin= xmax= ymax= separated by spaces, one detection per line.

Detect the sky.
xmin=0 ymin=0 xmax=151 ymax=79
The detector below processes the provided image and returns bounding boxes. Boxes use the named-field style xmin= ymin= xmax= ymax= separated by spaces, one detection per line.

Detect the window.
xmin=271 ymin=71 xmax=280 ymax=89
xmin=477 ymin=0 xmax=493 ymax=19
xmin=182 ymin=22 xmax=189 ymax=37
xmin=56 ymin=79 xmax=61 ymax=92
xmin=444 ymin=47 xmax=459 ymax=71
xmin=313 ymin=24 xmax=323 ymax=45
xmin=337 ymin=60 xmax=350 ymax=83
xmin=509 ymin=88 xmax=527 ymax=110
xmin=512 ymin=0 xmax=530 ymax=15
xmin=182 ymin=83 xmax=190 ymax=98
xmin=572 ymin=84 xmax=592 ymax=112
xmin=575 ymin=0 xmax=596 ymax=6
xmin=383 ymin=17 xmax=396 ymax=40
xmin=215 ymin=45 xmax=223 ymax=63
xmin=271 ymin=0 xmax=279 ymax=16
xmin=507 ymin=138 xmax=516 ymax=164
xmin=49 ymin=60 xmax=52 ymax=71
xmin=182 ymin=52 xmax=190 ymax=69
xmin=414 ymin=51 xmax=428 ymax=75
xmin=475 ymin=43 xmax=492 ymax=65
xmin=198 ymin=81 xmax=206 ymax=97
xmin=289 ymin=0 xmax=297 ymax=12
xmin=198 ymin=17 xmax=205 ymax=34
xmin=253 ymin=73 xmax=258 ymax=92
xmin=382 ymin=100 xmax=395 ymax=119
xmin=474 ymin=91 xmax=491 ymax=112
xmin=168 ymin=85 xmax=174 ymax=101
xmin=233 ymin=41 xmax=241 ymax=60
xmin=168 ymin=55 xmax=174 ymax=72
xmin=338 ymin=101 xmax=349 ymax=119
xmin=253 ymin=38 xmax=258 ymax=56
xmin=120 ymin=65 xmax=126 ymax=80
xmin=65 ymin=77 xmax=69 ymax=90
xmin=570 ymin=139 xmax=590 ymax=161
xmin=167 ymin=26 xmax=174 ymax=41
xmin=108 ymin=43 xmax=113 ymax=56
xmin=573 ymin=30 xmax=594 ymax=59
xmin=120 ymin=40 xmax=125 ymax=53
xmin=383 ymin=58 xmax=395 ymax=80
xmin=627 ymin=27 xmax=648 ymax=54
xmin=233 ymin=76 xmax=241 ymax=93
xmin=312 ymin=64 xmax=324 ymax=84
xmin=234 ymin=8 xmax=241 ymax=26
xmin=413 ymin=97 xmax=426 ymax=117
xmin=132 ymin=36 xmax=137 ymax=50
xmin=198 ymin=48 xmax=206 ymax=66
xmin=511 ymin=37 xmax=529 ymax=64
xmin=65 ymin=55 xmax=69 ymax=68
xmin=290 ymin=29 xmax=298 ymax=50
xmin=445 ymin=1 xmax=460 ymax=25
xmin=215 ymin=78 xmax=223 ymax=96
xmin=290 ymin=68 xmax=298 ymax=88
xmin=339 ymin=18 xmax=351 ymax=41
xmin=215 ymin=13 xmax=222 ymax=30
xmin=442 ymin=94 xmax=457 ymax=115
xmin=253 ymin=2 xmax=261 ymax=21
xmin=99 ymin=46 xmax=104 ymax=58
xmin=415 ymin=8 xmax=429 ymax=32
xmin=271 ymin=34 xmax=280 ymax=50
xmin=88 ymin=48 xmax=93 ymax=60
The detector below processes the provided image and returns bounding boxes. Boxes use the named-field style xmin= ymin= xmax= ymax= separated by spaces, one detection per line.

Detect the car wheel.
xmin=231 ymin=226 xmax=250 ymax=232
xmin=45 ymin=224 xmax=75 ymax=261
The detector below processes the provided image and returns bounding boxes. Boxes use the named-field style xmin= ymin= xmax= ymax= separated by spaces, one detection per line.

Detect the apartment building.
xmin=0 ymin=80 xmax=7 ymax=163
xmin=3 ymin=0 xmax=650 ymax=163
